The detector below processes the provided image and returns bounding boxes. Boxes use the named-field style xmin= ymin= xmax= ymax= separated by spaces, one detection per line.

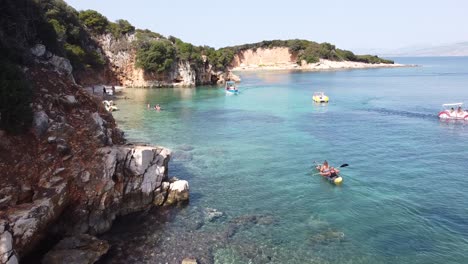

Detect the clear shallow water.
xmin=103 ymin=57 xmax=468 ymax=264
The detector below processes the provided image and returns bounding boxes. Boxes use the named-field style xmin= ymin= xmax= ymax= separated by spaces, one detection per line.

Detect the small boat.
xmin=225 ymin=81 xmax=239 ymax=95
xmin=103 ymin=100 xmax=118 ymax=112
xmin=438 ymin=103 xmax=468 ymax=120
xmin=315 ymin=165 xmax=343 ymax=184
xmin=313 ymin=92 xmax=329 ymax=103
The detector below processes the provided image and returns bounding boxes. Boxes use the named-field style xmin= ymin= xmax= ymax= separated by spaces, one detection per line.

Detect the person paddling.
xmin=316 ymin=160 xmax=331 ymax=176
xmin=316 ymin=160 xmax=340 ymax=178
xmin=329 ymin=167 xmax=340 ymax=178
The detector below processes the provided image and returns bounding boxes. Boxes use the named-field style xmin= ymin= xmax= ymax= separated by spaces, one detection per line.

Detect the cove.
xmin=101 ymin=57 xmax=468 ymax=264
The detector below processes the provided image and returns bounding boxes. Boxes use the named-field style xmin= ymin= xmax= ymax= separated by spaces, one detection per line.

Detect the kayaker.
xmin=329 ymin=167 xmax=340 ymax=178
xmin=317 ymin=161 xmax=331 ymax=177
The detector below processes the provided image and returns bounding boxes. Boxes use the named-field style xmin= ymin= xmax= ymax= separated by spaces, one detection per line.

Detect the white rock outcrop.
xmin=166 ymin=180 xmax=190 ymax=205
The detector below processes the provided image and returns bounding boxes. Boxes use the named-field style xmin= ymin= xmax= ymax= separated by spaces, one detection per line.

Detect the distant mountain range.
xmin=378 ymin=42 xmax=468 ymax=57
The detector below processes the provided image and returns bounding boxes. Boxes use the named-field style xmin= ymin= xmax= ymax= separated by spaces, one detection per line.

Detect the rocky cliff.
xmin=75 ymin=34 xmax=240 ymax=88
xmin=0 ymin=49 xmax=189 ymax=264
xmin=231 ymin=47 xmax=299 ymax=69
xmin=230 ymin=47 xmax=403 ymax=71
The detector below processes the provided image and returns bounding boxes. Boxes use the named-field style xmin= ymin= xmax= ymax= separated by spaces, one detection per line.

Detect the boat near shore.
xmin=225 ymin=81 xmax=239 ymax=95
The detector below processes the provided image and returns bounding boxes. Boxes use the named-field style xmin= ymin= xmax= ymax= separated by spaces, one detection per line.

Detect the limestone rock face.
xmin=3 ymin=144 xmax=179 ymax=260
xmin=94 ymin=33 xmax=238 ymax=87
xmin=42 ymin=234 xmax=109 ymax=264
xmin=89 ymin=112 xmax=113 ymax=146
xmin=73 ymin=145 xmax=172 ymax=234
xmin=6 ymin=179 xmax=69 ymax=255
xmin=30 ymin=44 xmax=75 ymax=82
xmin=49 ymin=55 xmax=73 ymax=76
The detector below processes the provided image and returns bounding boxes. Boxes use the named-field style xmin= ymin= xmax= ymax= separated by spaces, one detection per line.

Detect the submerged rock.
xmin=172 ymin=150 xmax=193 ymax=161
xmin=204 ymin=208 xmax=224 ymax=222
xmin=308 ymin=229 xmax=345 ymax=246
xmin=42 ymin=234 xmax=109 ymax=264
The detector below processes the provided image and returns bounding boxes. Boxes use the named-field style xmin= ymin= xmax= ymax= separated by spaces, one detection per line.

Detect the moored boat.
xmin=225 ymin=81 xmax=239 ymax=95
xmin=438 ymin=103 xmax=468 ymax=120
xmin=313 ymin=92 xmax=329 ymax=103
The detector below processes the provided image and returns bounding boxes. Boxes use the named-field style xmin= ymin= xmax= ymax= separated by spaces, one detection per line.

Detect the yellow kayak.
xmin=315 ymin=165 xmax=343 ymax=184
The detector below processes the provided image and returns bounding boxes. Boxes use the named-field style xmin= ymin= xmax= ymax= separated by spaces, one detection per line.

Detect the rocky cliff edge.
xmin=0 ymin=51 xmax=189 ymax=263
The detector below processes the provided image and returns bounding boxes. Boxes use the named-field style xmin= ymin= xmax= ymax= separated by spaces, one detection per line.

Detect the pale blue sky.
xmin=64 ymin=0 xmax=468 ymax=53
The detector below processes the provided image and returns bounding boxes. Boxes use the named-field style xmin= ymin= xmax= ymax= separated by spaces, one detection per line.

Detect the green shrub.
xmin=135 ymin=40 xmax=176 ymax=72
xmin=64 ymin=43 xmax=86 ymax=69
xmin=47 ymin=18 xmax=67 ymax=40
xmin=109 ymin=19 xmax=135 ymax=38
xmin=0 ymin=60 xmax=33 ymax=133
xmin=85 ymin=50 xmax=106 ymax=68
xmin=336 ymin=49 xmax=357 ymax=61
xmin=355 ymin=55 xmax=394 ymax=64
xmin=78 ymin=9 xmax=109 ymax=34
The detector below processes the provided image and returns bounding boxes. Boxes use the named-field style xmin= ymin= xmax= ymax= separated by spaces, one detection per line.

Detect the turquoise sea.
xmin=101 ymin=57 xmax=468 ymax=264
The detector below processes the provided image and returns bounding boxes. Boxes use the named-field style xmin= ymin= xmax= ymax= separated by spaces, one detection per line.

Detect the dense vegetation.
xmin=78 ymin=10 xmax=135 ymax=39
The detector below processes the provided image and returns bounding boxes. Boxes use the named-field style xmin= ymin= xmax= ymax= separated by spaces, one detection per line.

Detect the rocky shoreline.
xmin=0 ymin=48 xmax=190 ymax=264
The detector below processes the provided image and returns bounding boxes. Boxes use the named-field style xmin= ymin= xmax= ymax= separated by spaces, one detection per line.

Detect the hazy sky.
xmin=64 ymin=0 xmax=468 ymax=53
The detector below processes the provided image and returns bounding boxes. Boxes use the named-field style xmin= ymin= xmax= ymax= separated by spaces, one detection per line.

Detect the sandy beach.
xmin=231 ymin=59 xmax=410 ymax=72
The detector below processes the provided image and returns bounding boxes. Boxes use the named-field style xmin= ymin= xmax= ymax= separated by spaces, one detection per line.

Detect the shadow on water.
xmin=362 ymin=107 xmax=436 ymax=120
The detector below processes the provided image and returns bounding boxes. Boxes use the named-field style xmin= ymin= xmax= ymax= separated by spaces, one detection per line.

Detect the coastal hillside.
xmin=225 ymin=40 xmax=396 ymax=71
xmin=0 ymin=0 xmax=190 ymax=263
xmin=0 ymin=0 xmax=238 ymax=89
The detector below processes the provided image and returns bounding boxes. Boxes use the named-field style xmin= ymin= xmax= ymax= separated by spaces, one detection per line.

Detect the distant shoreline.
xmin=231 ymin=59 xmax=414 ymax=72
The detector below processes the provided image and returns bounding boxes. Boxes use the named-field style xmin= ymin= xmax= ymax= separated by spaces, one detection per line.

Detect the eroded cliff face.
xmin=78 ymin=34 xmax=239 ymax=87
xmin=230 ymin=47 xmax=403 ymax=71
xmin=231 ymin=47 xmax=299 ymax=68
xmin=0 ymin=50 xmax=189 ymax=263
